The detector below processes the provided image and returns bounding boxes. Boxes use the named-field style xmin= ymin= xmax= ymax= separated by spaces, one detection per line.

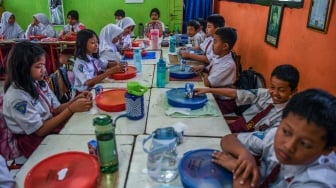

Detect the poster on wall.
xmin=226 ymin=0 xmax=304 ymax=8
xmin=125 ymin=0 xmax=144 ymax=3
xmin=264 ymin=3 xmax=284 ymax=47
xmin=307 ymin=0 xmax=333 ymax=33
xmin=48 ymin=0 xmax=65 ymax=25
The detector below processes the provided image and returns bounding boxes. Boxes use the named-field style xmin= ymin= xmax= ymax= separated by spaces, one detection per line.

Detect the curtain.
xmin=183 ymin=0 xmax=213 ymax=33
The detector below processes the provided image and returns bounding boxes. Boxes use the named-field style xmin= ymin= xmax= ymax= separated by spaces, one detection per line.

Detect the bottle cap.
xmin=126 ymin=81 xmax=148 ymax=96
xmin=93 ymin=114 xmax=112 ymax=126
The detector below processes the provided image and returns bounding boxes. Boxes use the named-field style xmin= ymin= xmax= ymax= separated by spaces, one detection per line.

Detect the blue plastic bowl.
xmin=166 ymin=88 xmax=207 ymax=110
xmin=178 ymin=149 xmax=233 ymax=188
xmin=169 ymin=65 xmax=196 ymax=79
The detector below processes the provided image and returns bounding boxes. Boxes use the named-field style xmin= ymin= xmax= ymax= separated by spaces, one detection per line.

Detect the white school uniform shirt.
xmin=25 ymin=13 xmax=56 ymax=38
xmin=206 ymin=51 xmax=236 ymax=89
xmin=190 ymin=32 xmax=203 ymax=48
xmin=0 ymin=155 xmax=15 ymax=188
xmin=61 ymin=22 xmax=85 ymax=34
xmin=73 ymin=55 xmax=108 ymax=92
xmin=198 ymin=30 xmax=206 ymax=42
xmin=3 ymin=81 xmax=60 ymax=135
xmin=236 ymin=88 xmax=286 ymax=130
xmin=238 ymin=128 xmax=336 ymax=188
xmin=99 ymin=24 xmax=124 ymax=64
xmin=0 ymin=11 xmax=25 ymax=39
xmin=199 ymin=36 xmax=214 ymax=62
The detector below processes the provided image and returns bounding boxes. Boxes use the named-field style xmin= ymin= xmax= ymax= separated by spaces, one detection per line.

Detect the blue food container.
xmin=169 ymin=65 xmax=196 ymax=79
xmin=166 ymin=88 xmax=207 ymax=110
xmin=178 ymin=149 xmax=233 ymax=188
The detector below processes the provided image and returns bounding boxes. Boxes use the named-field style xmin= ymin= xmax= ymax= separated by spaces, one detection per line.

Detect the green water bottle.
xmin=94 ymin=114 xmax=118 ymax=173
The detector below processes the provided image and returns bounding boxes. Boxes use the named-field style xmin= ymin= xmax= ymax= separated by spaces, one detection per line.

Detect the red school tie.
xmin=245 ymin=103 xmax=273 ymax=131
xmin=260 ymin=163 xmax=281 ymax=188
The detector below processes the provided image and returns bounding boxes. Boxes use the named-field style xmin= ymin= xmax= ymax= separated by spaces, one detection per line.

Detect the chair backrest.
xmin=0 ymin=95 xmax=21 ymax=161
xmin=48 ymin=66 xmax=73 ymax=103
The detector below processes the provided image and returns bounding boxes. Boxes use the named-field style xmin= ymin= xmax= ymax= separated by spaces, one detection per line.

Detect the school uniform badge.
xmin=252 ymin=131 xmax=266 ymax=140
xmin=78 ymin=64 xmax=84 ymax=72
xmin=14 ymin=101 xmax=27 ymax=114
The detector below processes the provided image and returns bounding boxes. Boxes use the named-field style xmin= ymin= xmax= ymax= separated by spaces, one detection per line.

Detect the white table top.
xmin=60 ymin=88 xmax=151 ymax=135
xmin=103 ymin=64 xmax=155 ymax=88
xmin=146 ymin=88 xmax=231 ymax=137
xmin=126 ymin=135 xmax=222 ymax=187
xmin=15 ymin=134 xmax=134 ymax=188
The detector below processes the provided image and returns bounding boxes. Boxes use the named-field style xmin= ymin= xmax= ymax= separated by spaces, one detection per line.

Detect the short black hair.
xmin=215 ymin=27 xmax=237 ymax=50
xmin=75 ymin=29 xmax=99 ymax=61
xmin=271 ymin=64 xmax=299 ymax=91
xmin=282 ymin=88 xmax=336 ymax=148
xmin=150 ymin=8 xmax=160 ymax=17
xmin=114 ymin=9 xmax=125 ymax=17
xmin=187 ymin=20 xmax=200 ymax=30
xmin=197 ymin=17 xmax=206 ymax=28
xmin=4 ymin=42 xmax=46 ymax=99
xmin=67 ymin=10 xmax=79 ymax=20
xmin=206 ymin=14 xmax=225 ymax=28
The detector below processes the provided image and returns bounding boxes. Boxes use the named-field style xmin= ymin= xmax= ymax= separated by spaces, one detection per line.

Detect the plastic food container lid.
xmin=110 ymin=66 xmax=137 ymax=80
xmin=95 ymin=89 xmax=127 ymax=112
xmin=178 ymin=149 xmax=233 ymax=188
xmin=24 ymin=151 xmax=99 ymax=188
xmin=169 ymin=65 xmax=196 ymax=79
xmin=166 ymin=88 xmax=208 ymax=110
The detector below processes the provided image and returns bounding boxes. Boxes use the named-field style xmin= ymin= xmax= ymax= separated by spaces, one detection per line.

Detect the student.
xmin=73 ymin=29 xmax=124 ymax=92
xmin=99 ymin=24 xmax=124 ymax=65
xmin=0 ymin=155 xmax=15 ymax=188
xmin=117 ymin=17 xmax=136 ymax=50
xmin=2 ymin=42 xmax=92 ymax=158
xmin=186 ymin=20 xmax=203 ymax=48
xmin=114 ymin=9 xmax=125 ymax=24
xmin=25 ymin=13 xmax=56 ymax=38
xmin=145 ymin=8 xmax=165 ymax=38
xmin=180 ymin=14 xmax=225 ymax=64
xmin=58 ymin=10 xmax=86 ymax=40
xmin=195 ymin=64 xmax=299 ymax=132
xmin=212 ymin=89 xmax=336 ymax=187
xmin=0 ymin=11 xmax=25 ymax=39
xmin=196 ymin=17 xmax=206 ymax=41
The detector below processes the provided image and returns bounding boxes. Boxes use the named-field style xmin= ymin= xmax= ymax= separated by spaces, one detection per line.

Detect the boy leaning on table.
xmin=212 ymin=88 xmax=336 ymax=188
xmin=194 ymin=64 xmax=299 ymax=133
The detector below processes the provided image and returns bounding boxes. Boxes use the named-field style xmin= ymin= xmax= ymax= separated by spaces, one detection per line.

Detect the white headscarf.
xmin=117 ymin=17 xmax=136 ymax=30
xmin=33 ymin=13 xmax=50 ymax=25
xmin=99 ymin=24 xmax=123 ymax=54
xmin=0 ymin=11 xmax=24 ymax=39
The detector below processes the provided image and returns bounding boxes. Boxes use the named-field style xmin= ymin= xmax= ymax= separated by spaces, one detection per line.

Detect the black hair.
xmin=114 ymin=9 xmax=125 ymax=17
xmin=206 ymin=14 xmax=225 ymax=28
xmin=150 ymin=8 xmax=160 ymax=18
xmin=271 ymin=64 xmax=299 ymax=91
xmin=75 ymin=29 xmax=99 ymax=62
xmin=187 ymin=20 xmax=200 ymax=30
xmin=4 ymin=42 xmax=46 ymax=99
xmin=67 ymin=10 xmax=79 ymax=20
xmin=215 ymin=27 xmax=237 ymax=50
xmin=282 ymin=88 xmax=336 ymax=148
xmin=197 ymin=17 xmax=206 ymax=29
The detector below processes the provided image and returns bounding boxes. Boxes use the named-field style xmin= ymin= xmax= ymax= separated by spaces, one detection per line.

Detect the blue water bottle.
xmin=133 ymin=48 xmax=142 ymax=73
xmin=156 ymin=58 xmax=166 ymax=88
xmin=169 ymin=35 xmax=176 ymax=53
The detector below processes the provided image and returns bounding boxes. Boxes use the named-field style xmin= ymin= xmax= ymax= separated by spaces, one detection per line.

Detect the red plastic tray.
xmin=95 ymin=89 xmax=127 ymax=112
xmin=110 ymin=66 xmax=137 ymax=80
xmin=24 ymin=151 xmax=99 ymax=188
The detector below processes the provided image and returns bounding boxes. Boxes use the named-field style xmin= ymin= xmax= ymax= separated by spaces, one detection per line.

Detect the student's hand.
xmin=212 ymin=151 xmax=237 ymax=171
xmin=234 ymin=151 xmax=261 ymax=187
xmin=75 ymin=91 xmax=92 ymax=101
xmin=69 ymin=97 xmax=93 ymax=112
xmin=107 ymin=64 xmax=124 ymax=74
xmin=179 ymin=51 xmax=190 ymax=59
xmin=190 ymin=65 xmax=204 ymax=73
xmin=194 ymin=88 xmax=209 ymax=95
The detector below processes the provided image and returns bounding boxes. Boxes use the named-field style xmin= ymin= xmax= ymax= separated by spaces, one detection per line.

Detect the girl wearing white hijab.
xmin=25 ymin=13 xmax=56 ymax=38
xmin=117 ymin=17 xmax=136 ymax=49
xmin=99 ymin=24 xmax=124 ymax=64
xmin=0 ymin=11 xmax=25 ymax=39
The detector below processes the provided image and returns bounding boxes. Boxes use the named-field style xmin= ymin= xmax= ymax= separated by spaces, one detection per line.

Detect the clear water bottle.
xmin=169 ymin=35 xmax=176 ymax=53
xmin=133 ymin=48 xmax=142 ymax=73
xmin=143 ymin=127 xmax=178 ymax=183
xmin=94 ymin=114 xmax=119 ymax=174
xmin=156 ymin=58 xmax=166 ymax=88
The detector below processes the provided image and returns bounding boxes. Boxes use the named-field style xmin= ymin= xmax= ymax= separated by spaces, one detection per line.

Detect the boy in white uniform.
xmin=212 ymin=89 xmax=336 ymax=187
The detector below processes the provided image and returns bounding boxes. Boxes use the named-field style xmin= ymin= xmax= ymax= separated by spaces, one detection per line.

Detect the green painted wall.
xmin=3 ymin=0 xmax=183 ymax=35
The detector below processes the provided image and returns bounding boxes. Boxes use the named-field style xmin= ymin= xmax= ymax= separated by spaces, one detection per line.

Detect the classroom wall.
xmin=3 ymin=0 xmax=182 ymax=35
xmin=214 ymin=0 xmax=336 ymax=95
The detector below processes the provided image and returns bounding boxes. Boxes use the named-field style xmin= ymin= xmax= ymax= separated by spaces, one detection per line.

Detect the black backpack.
xmin=48 ymin=66 xmax=73 ymax=103
xmin=233 ymin=66 xmax=266 ymax=115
